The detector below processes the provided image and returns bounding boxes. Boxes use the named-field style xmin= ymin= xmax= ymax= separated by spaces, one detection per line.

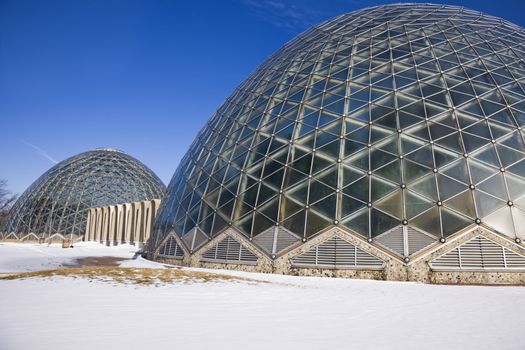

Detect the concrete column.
xmin=151 ymin=199 xmax=161 ymax=238
xmin=90 ymin=208 xmax=97 ymax=241
xmin=101 ymin=207 xmax=109 ymax=243
xmin=152 ymin=199 xmax=161 ymax=216
xmin=143 ymin=201 xmax=153 ymax=242
xmin=115 ymin=204 xmax=124 ymax=244
xmin=85 ymin=209 xmax=94 ymax=241
xmin=125 ymin=204 xmax=133 ymax=244
xmin=84 ymin=210 xmax=91 ymax=241
xmin=108 ymin=206 xmax=116 ymax=245
xmin=95 ymin=208 xmax=103 ymax=242
xmin=133 ymin=202 xmax=144 ymax=244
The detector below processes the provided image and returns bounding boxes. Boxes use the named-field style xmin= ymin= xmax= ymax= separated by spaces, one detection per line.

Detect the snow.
xmin=0 ymin=242 xmax=141 ymax=273
xmin=1 ymin=243 xmax=524 ymax=350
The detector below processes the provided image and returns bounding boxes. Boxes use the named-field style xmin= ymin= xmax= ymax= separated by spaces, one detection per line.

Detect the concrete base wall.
xmin=149 ymin=226 xmax=525 ymax=285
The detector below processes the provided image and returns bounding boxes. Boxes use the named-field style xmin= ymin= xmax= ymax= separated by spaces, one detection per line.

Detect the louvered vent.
xmin=253 ymin=226 xmax=301 ymax=256
xmin=201 ymin=236 xmax=258 ymax=265
xmin=275 ymin=227 xmax=301 ymax=254
xmin=375 ymin=226 xmax=437 ymax=257
xmin=430 ymin=236 xmax=525 ymax=270
xmin=252 ymin=227 xmax=275 ymax=255
xmin=158 ymin=235 xmax=185 ymax=259
xmin=375 ymin=226 xmax=404 ymax=256
xmin=407 ymin=227 xmax=437 ymax=255
xmin=291 ymin=235 xmax=384 ymax=269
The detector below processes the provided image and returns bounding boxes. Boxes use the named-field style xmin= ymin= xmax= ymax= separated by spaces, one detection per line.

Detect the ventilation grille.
xmin=252 ymin=228 xmax=274 ymax=255
xmin=291 ymin=235 xmax=384 ymax=269
xmin=430 ymin=236 xmax=525 ymax=270
xmin=275 ymin=227 xmax=301 ymax=254
xmin=158 ymin=235 xmax=185 ymax=259
xmin=375 ymin=226 xmax=437 ymax=258
xmin=201 ymin=236 xmax=259 ymax=265
xmin=407 ymin=227 xmax=437 ymax=255
xmin=253 ymin=226 xmax=301 ymax=256
xmin=375 ymin=226 xmax=404 ymax=256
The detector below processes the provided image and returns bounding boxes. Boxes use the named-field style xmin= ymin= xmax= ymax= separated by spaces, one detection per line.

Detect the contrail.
xmin=21 ymin=140 xmax=58 ymax=164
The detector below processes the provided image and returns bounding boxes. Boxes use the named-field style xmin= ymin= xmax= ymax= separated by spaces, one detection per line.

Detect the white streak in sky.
xmin=21 ymin=140 xmax=58 ymax=164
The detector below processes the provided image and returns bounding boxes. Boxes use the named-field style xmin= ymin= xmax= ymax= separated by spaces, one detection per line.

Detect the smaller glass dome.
xmin=3 ymin=148 xmax=165 ymax=239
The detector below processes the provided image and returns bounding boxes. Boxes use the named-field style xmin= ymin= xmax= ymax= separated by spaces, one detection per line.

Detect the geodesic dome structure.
xmin=151 ymin=4 xmax=525 ymax=265
xmin=3 ymin=148 xmax=165 ymax=241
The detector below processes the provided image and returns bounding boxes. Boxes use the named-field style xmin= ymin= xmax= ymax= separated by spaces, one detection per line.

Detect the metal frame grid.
xmin=152 ymin=4 xmax=525 ymax=258
xmin=3 ymin=149 xmax=165 ymax=239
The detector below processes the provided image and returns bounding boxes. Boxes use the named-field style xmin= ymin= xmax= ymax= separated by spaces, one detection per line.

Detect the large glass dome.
xmin=3 ymin=148 xmax=165 ymax=240
xmin=152 ymin=3 xmax=525 ymax=257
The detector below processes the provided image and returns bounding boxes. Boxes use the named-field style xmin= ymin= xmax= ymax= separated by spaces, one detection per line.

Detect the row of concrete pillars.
xmin=85 ymin=199 xmax=161 ymax=246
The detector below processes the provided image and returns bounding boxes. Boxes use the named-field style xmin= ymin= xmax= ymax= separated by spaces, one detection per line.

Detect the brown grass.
xmin=0 ymin=267 xmax=265 ymax=286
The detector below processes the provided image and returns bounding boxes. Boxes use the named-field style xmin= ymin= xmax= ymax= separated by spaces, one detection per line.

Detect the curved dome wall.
xmin=152 ymin=4 xmax=525 ymax=270
xmin=3 ymin=148 xmax=165 ymax=240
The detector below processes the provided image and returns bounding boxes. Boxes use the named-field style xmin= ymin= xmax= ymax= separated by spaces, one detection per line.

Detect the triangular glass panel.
xmin=496 ymin=144 xmax=523 ymax=168
xmin=282 ymin=209 xmax=305 ymax=237
xmin=469 ymin=159 xmax=498 ymax=184
xmin=441 ymin=158 xmax=470 ymax=184
xmin=341 ymin=194 xmax=366 ymax=219
xmin=410 ymin=207 xmax=441 ymax=237
xmin=375 ymin=159 xmax=402 ymax=183
xmin=405 ymin=190 xmax=434 ymax=219
xmin=305 ymin=210 xmax=331 ymax=237
xmin=474 ymin=190 xmax=506 ymax=218
xmin=472 ymin=146 xmax=501 ymax=167
xmin=437 ymin=174 xmax=467 ymax=200
xmin=405 ymin=146 xmax=434 ymax=168
xmin=411 ymin=175 xmax=438 ymax=201
xmin=444 ymin=190 xmax=476 ymax=219
xmin=507 ymin=159 xmax=525 ymax=179
xmin=343 ymin=176 xmax=369 ymax=202
xmin=483 ymin=206 xmax=516 ymax=238
xmin=310 ymin=194 xmax=337 ymax=219
xmin=341 ymin=208 xmax=369 ymax=238
xmin=371 ymin=208 xmax=399 ymax=237
xmin=478 ymin=174 xmax=507 ymax=200
xmin=374 ymin=190 xmax=403 ymax=219
xmin=506 ymin=174 xmax=525 ymax=202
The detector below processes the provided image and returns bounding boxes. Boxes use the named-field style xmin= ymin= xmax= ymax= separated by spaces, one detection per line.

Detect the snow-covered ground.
xmin=0 ymin=241 xmax=142 ymax=273
xmin=0 ymin=243 xmax=524 ymax=350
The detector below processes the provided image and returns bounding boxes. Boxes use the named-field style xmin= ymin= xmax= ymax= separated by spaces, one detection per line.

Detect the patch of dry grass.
xmin=0 ymin=267 xmax=265 ymax=286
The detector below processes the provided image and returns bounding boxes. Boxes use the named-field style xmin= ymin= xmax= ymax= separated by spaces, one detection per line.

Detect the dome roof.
xmin=4 ymin=148 xmax=165 ymax=239
xmin=152 ymin=4 xmax=525 ymax=257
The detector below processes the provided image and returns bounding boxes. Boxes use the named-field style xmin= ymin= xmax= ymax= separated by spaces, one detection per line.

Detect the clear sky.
xmin=2 ymin=0 xmax=525 ymax=195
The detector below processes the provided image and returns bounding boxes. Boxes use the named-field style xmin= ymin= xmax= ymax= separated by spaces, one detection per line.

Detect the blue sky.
xmin=2 ymin=0 xmax=525 ymax=195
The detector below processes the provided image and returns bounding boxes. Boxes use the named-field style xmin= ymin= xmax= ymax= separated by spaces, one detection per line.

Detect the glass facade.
xmin=152 ymin=4 xmax=525 ymax=257
xmin=3 ymin=148 xmax=165 ymax=239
